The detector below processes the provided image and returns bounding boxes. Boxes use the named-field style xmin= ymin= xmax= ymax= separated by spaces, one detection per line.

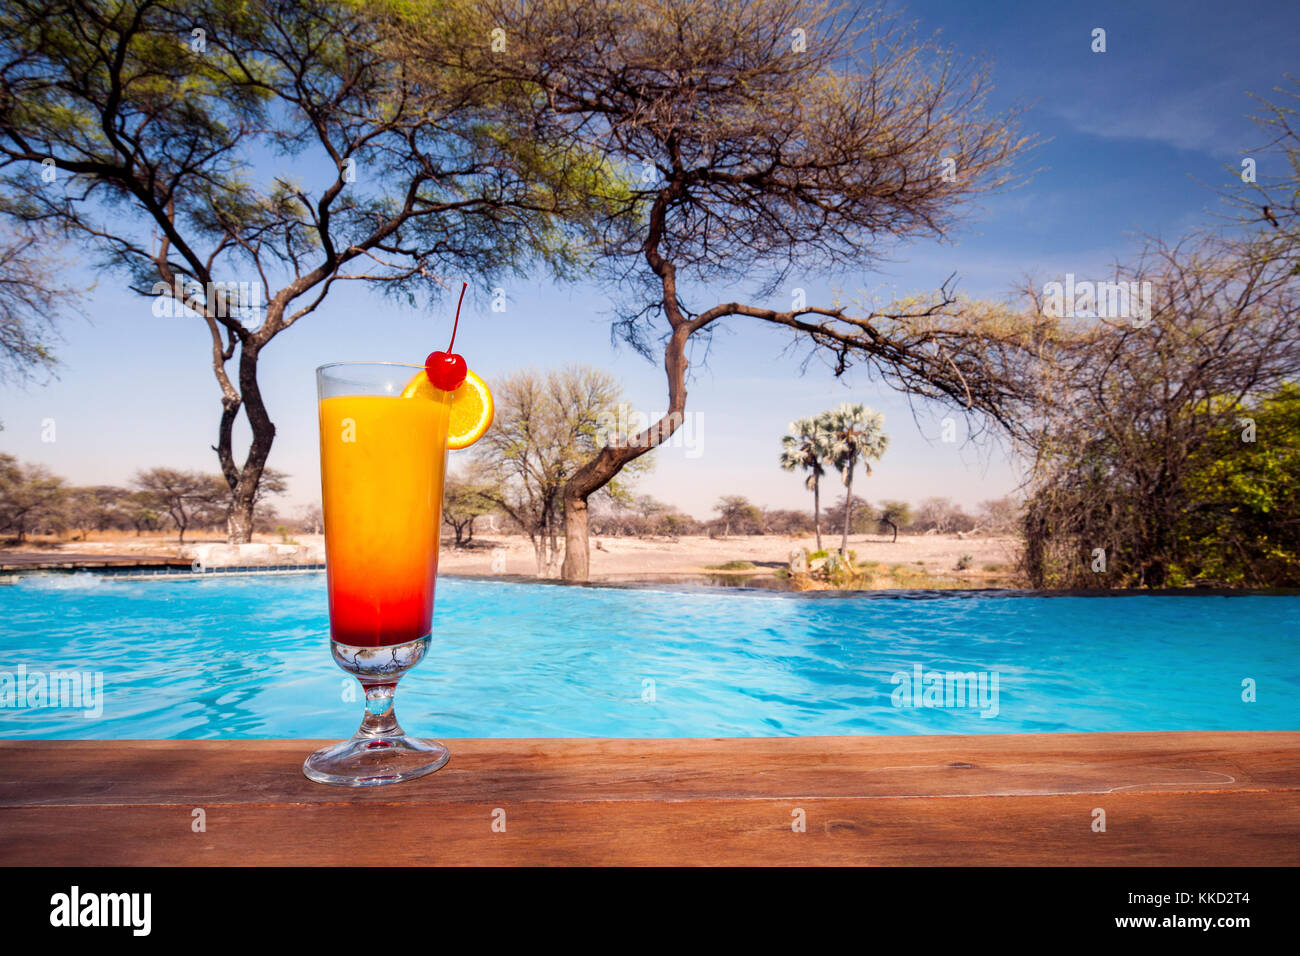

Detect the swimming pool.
xmin=0 ymin=573 xmax=1295 ymax=738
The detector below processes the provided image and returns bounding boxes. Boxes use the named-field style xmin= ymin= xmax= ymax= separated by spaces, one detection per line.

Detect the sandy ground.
xmin=6 ymin=531 xmax=1024 ymax=585
xmin=436 ymin=532 xmax=1023 ymax=584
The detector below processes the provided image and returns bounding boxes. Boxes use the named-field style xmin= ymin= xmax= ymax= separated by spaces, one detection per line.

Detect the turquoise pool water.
xmin=0 ymin=573 xmax=1295 ymax=738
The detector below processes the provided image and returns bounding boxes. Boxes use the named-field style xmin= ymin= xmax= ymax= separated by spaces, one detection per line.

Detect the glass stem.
xmin=358 ymin=680 xmax=403 ymax=737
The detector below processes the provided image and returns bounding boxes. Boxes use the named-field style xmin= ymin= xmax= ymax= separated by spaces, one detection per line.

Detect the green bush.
xmin=808 ymin=548 xmax=856 ymax=562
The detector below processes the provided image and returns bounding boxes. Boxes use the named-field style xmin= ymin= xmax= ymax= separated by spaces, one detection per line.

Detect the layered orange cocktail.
xmin=318 ymin=389 xmax=453 ymax=647
xmin=304 ymin=283 xmax=494 ymax=786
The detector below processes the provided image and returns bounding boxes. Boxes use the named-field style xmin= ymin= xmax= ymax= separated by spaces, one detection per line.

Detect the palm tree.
xmin=823 ymin=404 xmax=889 ymax=555
xmin=780 ymin=417 xmax=831 ymax=550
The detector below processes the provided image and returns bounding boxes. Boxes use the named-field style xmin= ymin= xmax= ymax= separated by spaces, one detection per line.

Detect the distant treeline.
xmin=0 ymin=454 xmax=314 ymax=543
xmin=443 ymin=485 xmax=1020 ymax=544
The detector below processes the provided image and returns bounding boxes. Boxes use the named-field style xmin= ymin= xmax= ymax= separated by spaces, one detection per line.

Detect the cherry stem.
xmin=447 ymin=281 xmax=467 ymax=353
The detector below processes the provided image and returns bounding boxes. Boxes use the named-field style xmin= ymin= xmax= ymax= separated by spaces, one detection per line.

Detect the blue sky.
xmin=2 ymin=0 xmax=1296 ymax=519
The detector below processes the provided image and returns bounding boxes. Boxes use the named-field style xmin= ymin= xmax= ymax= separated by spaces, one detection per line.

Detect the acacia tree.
xmin=714 ymin=494 xmax=762 ymax=537
xmin=298 ymin=503 xmax=323 ymax=536
xmin=61 ymin=485 xmax=129 ymax=539
xmin=0 ymin=0 xmax=597 ymax=542
xmin=474 ymin=365 xmax=648 ymax=576
xmin=913 ymin=495 xmax=976 ymax=534
xmin=442 ymin=462 xmax=497 ymax=548
xmin=0 ymin=227 xmax=85 ymax=383
xmin=397 ymin=0 xmax=1038 ymax=580
xmin=133 ymin=467 xmax=225 ymax=543
xmin=821 ymin=493 xmax=872 ymax=538
xmin=975 ymin=496 xmax=1020 ymax=534
xmin=876 ymin=499 xmax=913 ymax=542
xmin=0 ymin=452 xmax=65 ymax=541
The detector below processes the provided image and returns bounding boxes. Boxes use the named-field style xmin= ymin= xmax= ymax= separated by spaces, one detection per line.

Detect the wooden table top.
xmin=1 ymin=732 xmax=1296 ymax=865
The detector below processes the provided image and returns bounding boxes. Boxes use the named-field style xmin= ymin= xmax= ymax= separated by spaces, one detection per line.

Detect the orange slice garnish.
xmin=401 ymin=368 xmax=494 ymax=449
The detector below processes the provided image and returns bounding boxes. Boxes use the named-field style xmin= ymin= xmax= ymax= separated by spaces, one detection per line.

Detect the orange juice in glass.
xmin=304 ymin=362 xmax=454 ymax=786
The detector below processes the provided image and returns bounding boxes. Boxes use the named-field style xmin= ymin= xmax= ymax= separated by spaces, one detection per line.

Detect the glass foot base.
xmin=302 ymin=735 xmax=449 ymax=787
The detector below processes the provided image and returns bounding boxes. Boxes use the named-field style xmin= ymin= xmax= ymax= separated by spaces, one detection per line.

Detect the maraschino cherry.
xmin=425 ymin=281 xmax=469 ymax=391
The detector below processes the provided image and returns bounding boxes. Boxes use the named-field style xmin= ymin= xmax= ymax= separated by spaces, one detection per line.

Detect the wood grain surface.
xmin=1 ymin=733 xmax=1296 ymax=865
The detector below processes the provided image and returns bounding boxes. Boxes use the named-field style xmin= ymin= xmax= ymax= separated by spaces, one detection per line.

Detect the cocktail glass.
xmin=304 ymin=362 xmax=453 ymax=786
